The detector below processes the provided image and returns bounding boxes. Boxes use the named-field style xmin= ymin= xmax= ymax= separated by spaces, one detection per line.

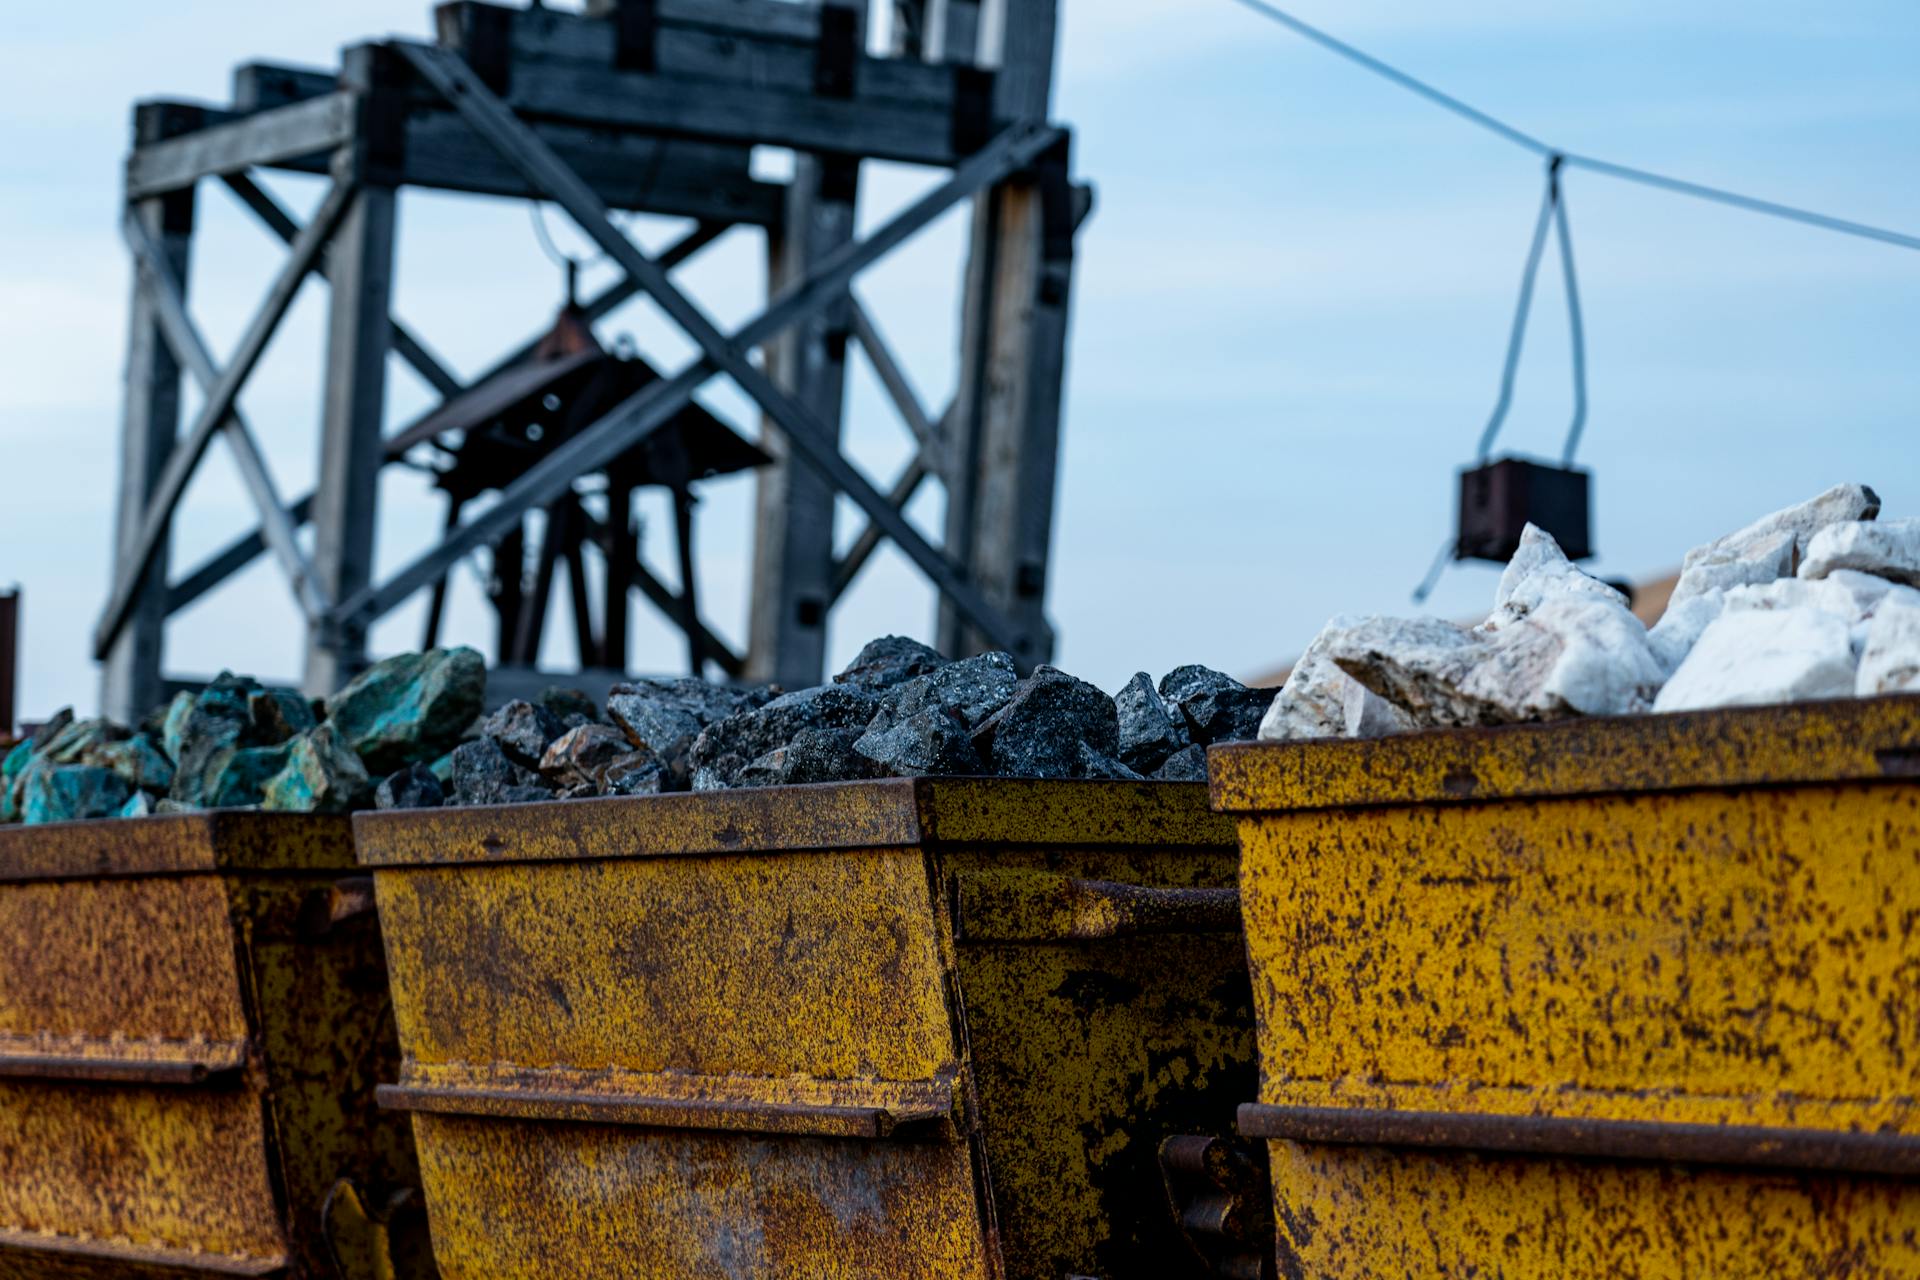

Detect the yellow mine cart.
xmin=0 ymin=812 xmax=432 ymax=1279
xmin=1210 ymin=695 xmax=1920 ymax=1279
xmin=353 ymin=778 xmax=1258 ymax=1280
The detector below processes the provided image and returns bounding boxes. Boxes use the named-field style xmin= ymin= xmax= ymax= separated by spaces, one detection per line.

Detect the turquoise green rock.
xmin=160 ymin=691 xmax=196 ymax=763
xmin=201 ymin=742 xmax=293 ymax=810
xmin=23 ymin=764 xmax=133 ymax=825
xmin=168 ymin=673 xmax=265 ymax=807
xmin=38 ymin=717 xmax=125 ymax=766
xmin=325 ymin=647 xmax=486 ymax=774
xmin=248 ymin=688 xmax=317 ymax=744
xmin=263 ymin=724 xmax=372 ymax=814
xmin=118 ymin=791 xmax=157 ymax=819
xmin=84 ymin=732 xmax=175 ymax=793
xmin=427 ymin=749 xmax=457 ymax=789
xmin=0 ymin=738 xmax=34 ymax=823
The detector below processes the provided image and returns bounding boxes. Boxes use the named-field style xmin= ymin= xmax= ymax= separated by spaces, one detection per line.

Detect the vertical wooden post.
xmin=0 ymin=590 xmax=17 ymax=736
xmin=102 ymin=104 xmax=198 ymax=723
xmin=305 ymin=47 xmax=403 ymax=696
xmin=938 ymin=1 xmax=1072 ymax=667
xmin=746 ymin=1 xmax=865 ymax=687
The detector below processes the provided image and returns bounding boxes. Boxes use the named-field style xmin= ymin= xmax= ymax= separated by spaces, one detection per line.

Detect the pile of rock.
xmin=2 ymin=637 xmax=1269 ymax=824
xmin=1 ymin=648 xmax=487 ymax=824
xmin=1262 ymin=483 xmax=1920 ymax=742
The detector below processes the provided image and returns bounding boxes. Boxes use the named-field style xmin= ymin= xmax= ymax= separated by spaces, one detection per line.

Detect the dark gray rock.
xmin=449 ymin=738 xmax=553 ymax=807
xmin=536 ymin=686 xmax=602 ymax=729
xmin=783 ymin=728 xmax=889 ymax=785
xmin=1077 ymin=742 xmax=1146 ymax=781
xmin=1153 ymin=743 xmax=1209 ymax=782
xmin=22 ymin=764 xmax=133 ymax=825
xmin=606 ymin=678 xmax=770 ymax=786
xmin=326 ymin=647 xmax=487 ymax=774
xmin=375 ymin=763 xmax=446 ymax=810
xmin=971 ymin=666 xmax=1121 ymax=779
xmin=854 ymin=709 xmax=984 ymax=778
xmin=868 ymin=651 xmax=1019 ymax=734
xmin=1114 ymin=671 xmax=1189 ymax=774
xmin=482 ymin=699 xmax=566 ymax=769
xmin=1159 ymin=665 xmax=1272 ymax=745
xmin=594 ymin=751 xmax=668 ymax=797
xmin=689 ymin=685 xmax=880 ymax=790
xmin=833 ymin=635 xmax=948 ymax=690
xmin=539 ymin=723 xmax=633 ymax=790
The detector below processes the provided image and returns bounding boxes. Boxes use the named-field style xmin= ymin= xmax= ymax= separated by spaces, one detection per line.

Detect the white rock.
xmin=1486 ymin=524 xmax=1625 ymax=630
xmin=1666 ymin=528 xmax=1795 ymax=610
xmin=1258 ymin=618 xmax=1359 ymax=742
xmin=1722 ymin=569 xmax=1900 ymax=622
xmin=1342 ymin=677 xmax=1417 ymax=739
xmin=1329 ymin=595 xmax=1663 ymax=727
xmin=1799 ymin=518 xmax=1920 ymax=587
xmin=1653 ymin=608 xmax=1857 ymax=712
xmin=1678 ymin=483 xmax=1880 ymax=580
xmin=1857 ymin=599 xmax=1920 ymax=696
xmin=1647 ymin=593 xmax=1725 ymax=679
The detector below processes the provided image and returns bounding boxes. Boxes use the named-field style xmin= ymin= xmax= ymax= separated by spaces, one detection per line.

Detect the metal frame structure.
xmin=101 ymin=0 xmax=1086 ymax=719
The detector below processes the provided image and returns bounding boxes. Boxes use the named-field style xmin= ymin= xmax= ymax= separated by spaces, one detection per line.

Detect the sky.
xmin=4 ymin=0 xmax=1918 ymax=719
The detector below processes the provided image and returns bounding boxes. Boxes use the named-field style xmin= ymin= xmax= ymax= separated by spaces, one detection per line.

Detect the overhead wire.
xmin=1225 ymin=0 xmax=1920 ymax=254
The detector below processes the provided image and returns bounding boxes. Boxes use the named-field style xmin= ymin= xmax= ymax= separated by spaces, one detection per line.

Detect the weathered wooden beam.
xmin=231 ymin=62 xmax=336 ymax=113
xmin=747 ymin=154 xmax=859 ymax=687
xmin=136 ymin=90 xmax=783 ymax=225
xmin=95 ymin=176 xmax=354 ymax=661
xmin=103 ymin=106 xmax=197 ymax=723
xmin=125 ymin=93 xmax=356 ymax=199
xmin=830 ymin=453 xmax=932 ymax=604
xmin=436 ymin=4 xmax=988 ymax=167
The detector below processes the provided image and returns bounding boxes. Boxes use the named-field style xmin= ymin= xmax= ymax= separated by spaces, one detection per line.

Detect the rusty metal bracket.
xmin=1238 ymin=1104 xmax=1920 ymax=1178
xmin=1159 ymin=1135 xmax=1277 ymax=1280
xmin=954 ymin=870 xmax=1241 ymax=943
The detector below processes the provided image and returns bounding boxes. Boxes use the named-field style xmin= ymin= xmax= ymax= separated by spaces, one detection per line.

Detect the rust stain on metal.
xmin=359 ymin=778 xmax=1256 ymax=1279
xmin=0 ymin=814 xmax=432 ymax=1278
xmin=1215 ymin=695 xmax=1920 ymax=1278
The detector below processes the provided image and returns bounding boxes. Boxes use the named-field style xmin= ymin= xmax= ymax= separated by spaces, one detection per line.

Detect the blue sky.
xmin=4 ymin=0 xmax=1917 ymax=718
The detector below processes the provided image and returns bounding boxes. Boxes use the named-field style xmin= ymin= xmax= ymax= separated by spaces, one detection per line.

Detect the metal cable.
xmin=1475 ymin=167 xmax=1559 ymax=462
xmin=1553 ymin=174 xmax=1590 ymax=466
xmin=1227 ymin=0 xmax=1920 ymax=254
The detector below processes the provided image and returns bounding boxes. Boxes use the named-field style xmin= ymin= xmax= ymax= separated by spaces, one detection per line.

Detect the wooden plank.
xmin=747 ymin=158 xmax=859 ymax=686
xmin=306 ymin=172 xmax=398 ymax=694
xmin=582 ymin=0 xmax=821 ymax=42
xmin=124 ymin=93 xmax=355 ymax=199
xmin=230 ymin=62 xmax=335 ymax=112
xmin=101 ymin=176 xmax=193 ymax=724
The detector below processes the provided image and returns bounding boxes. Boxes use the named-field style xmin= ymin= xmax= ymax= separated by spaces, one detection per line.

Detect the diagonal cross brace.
xmin=221 ymin=171 xmax=461 ymax=399
xmin=94 ymin=175 xmax=355 ymax=659
xmin=162 ymin=218 xmax=729 ymax=619
xmin=124 ymin=210 xmax=328 ymax=622
xmin=328 ymin=43 xmax=1059 ymax=653
xmin=391 ymin=43 xmax=1038 ymax=659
